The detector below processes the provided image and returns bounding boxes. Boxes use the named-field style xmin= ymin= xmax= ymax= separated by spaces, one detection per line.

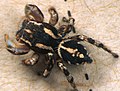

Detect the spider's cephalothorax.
xmin=4 ymin=4 xmax=119 ymax=91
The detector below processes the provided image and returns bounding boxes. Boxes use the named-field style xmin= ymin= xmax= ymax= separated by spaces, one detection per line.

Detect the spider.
xmin=4 ymin=4 xmax=119 ymax=91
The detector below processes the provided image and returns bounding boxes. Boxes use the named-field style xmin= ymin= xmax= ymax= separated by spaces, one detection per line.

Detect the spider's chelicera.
xmin=4 ymin=4 xmax=119 ymax=90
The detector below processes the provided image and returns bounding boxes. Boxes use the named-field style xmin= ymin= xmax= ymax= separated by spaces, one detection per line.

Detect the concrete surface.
xmin=0 ymin=0 xmax=120 ymax=91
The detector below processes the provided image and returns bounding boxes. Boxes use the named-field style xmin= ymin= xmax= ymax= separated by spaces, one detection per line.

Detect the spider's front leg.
xmin=57 ymin=61 xmax=78 ymax=91
xmin=4 ymin=34 xmax=30 ymax=55
xmin=66 ymin=35 xmax=119 ymax=58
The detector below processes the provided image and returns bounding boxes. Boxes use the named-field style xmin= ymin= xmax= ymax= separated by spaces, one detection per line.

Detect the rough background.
xmin=0 ymin=0 xmax=120 ymax=91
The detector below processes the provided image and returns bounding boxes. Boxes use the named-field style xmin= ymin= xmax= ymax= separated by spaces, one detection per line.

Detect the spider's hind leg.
xmin=22 ymin=52 xmax=55 ymax=77
xmin=25 ymin=4 xmax=44 ymax=23
xmin=22 ymin=53 xmax=39 ymax=66
xmin=4 ymin=34 xmax=30 ymax=55
xmin=48 ymin=7 xmax=58 ymax=26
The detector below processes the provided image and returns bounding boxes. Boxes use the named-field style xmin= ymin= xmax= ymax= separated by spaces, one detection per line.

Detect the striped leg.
xmin=58 ymin=10 xmax=75 ymax=37
xmin=57 ymin=61 xmax=78 ymax=90
xmin=22 ymin=53 xmax=39 ymax=66
xmin=65 ymin=35 xmax=119 ymax=58
xmin=67 ymin=10 xmax=76 ymax=33
xmin=42 ymin=53 xmax=55 ymax=77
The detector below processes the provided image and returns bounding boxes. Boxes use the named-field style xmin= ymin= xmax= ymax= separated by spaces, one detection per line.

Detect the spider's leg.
xmin=42 ymin=52 xmax=55 ymax=77
xmin=58 ymin=10 xmax=75 ymax=37
xmin=65 ymin=35 xmax=119 ymax=58
xmin=57 ymin=61 xmax=77 ymax=90
xmin=22 ymin=53 xmax=39 ymax=66
xmin=4 ymin=34 xmax=30 ymax=55
xmin=48 ymin=7 xmax=58 ymax=26
xmin=67 ymin=10 xmax=76 ymax=33
xmin=25 ymin=4 xmax=44 ymax=23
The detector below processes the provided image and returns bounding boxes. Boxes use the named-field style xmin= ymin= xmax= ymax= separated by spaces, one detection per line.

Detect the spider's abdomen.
xmin=18 ymin=21 xmax=60 ymax=53
xmin=58 ymin=39 xmax=93 ymax=65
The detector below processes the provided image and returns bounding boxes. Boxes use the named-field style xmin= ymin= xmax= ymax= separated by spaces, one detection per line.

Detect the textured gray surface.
xmin=0 ymin=0 xmax=120 ymax=91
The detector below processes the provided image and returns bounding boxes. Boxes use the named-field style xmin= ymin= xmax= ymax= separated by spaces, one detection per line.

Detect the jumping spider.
xmin=4 ymin=4 xmax=119 ymax=90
